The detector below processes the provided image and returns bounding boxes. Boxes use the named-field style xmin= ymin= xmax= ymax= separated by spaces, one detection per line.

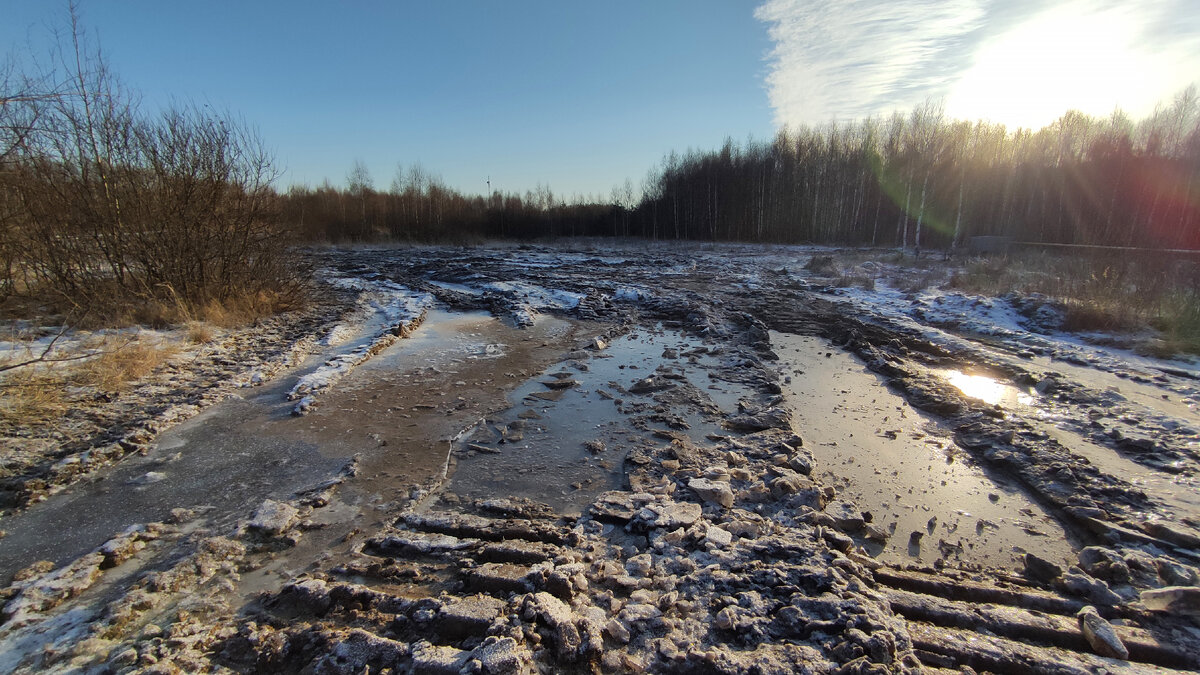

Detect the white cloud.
xmin=756 ymin=0 xmax=1200 ymax=128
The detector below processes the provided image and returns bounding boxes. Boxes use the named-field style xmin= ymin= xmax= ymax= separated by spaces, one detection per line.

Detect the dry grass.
xmin=4 ymin=278 xmax=307 ymax=331
xmin=0 ymin=336 xmax=177 ymax=426
xmin=948 ymin=251 xmax=1200 ymax=355
xmin=186 ymin=322 xmax=215 ymax=344
xmin=67 ymin=338 xmax=177 ymax=391
xmin=128 ymin=288 xmax=298 ymax=329
xmin=0 ymin=365 xmax=69 ymax=424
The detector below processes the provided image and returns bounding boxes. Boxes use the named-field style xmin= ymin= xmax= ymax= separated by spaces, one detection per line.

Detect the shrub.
xmin=0 ymin=9 xmax=305 ymax=327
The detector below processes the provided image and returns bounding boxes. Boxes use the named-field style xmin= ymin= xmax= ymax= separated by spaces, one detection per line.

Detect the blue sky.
xmin=4 ymin=1 xmax=1198 ymax=198
xmin=2 ymin=1 xmax=776 ymax=198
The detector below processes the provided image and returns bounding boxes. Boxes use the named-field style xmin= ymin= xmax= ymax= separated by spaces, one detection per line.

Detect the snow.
xmin=481 ymin=281 xmax=584 ymax=311
xmin=611 ymin=286 xmax=653 ymax=302
xmin=827 ymin=280 xmax=1200 ymax=392
xmin=0 ymin=606 xmax=95 ymax=673
xmin=288 ymin=278 xmax=432 ymax=411
xmin=469 ymin=280 xmax=587 ymax=326
xmin=428 ymin=279 xmax=484 ymax=295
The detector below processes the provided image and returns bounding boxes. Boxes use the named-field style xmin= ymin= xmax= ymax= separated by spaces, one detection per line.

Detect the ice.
xmin=482 ymin=281 xmax=584 ymax=311
xmin=611 ymin=286 xmax=652 ymax=302
xmin=288 ymin=277 xmax=432 ymax=408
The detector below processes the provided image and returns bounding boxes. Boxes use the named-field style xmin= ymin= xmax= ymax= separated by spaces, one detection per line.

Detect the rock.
xmin=1077 ymin=546 xmax=1121 ymax=573
xmin=863 ymin=525 xmax=890 ymax=543
xmin=1156 ymin=558 xmax=1200 ymax=587
xmin=411 ymin=640 xmax=470 ymax=674
xmin=786 ymin=449 xmax=814 ymax=475
xmin=824 ymin=501 xmax=865 ymax=532
xmin=1077 ymin=606 xmax=1128 ymax=659
xmin=1141 ymin=586 xmax=1200 ymax=614
xmin=604 ymin=618 xmax=631 ymax=643
xmin=590 ymin=337 xmax=607 ymax=351
xmin=463 ymin=563 xmax=535 ymax=595
xmin=636 ymin=499 xmax=702 ymax=529
xmin=131 ymin=471 xmax=167 ymax=485
xmin=368 ymin=532 xmax=476 ymax=556
xmin=1141 ymin=520 xmax=1200 ymax=549
xmin=725 ymin=408 xmax=789 ymax=432
xmin=437 ymin=595 xmax=506 ymax=639
xmin=277 ymin=578 xmax=334 ymax=615
xmin=705 ymin=526 xmax=733 ymax=548
xmin=618 ymin=602 xmax=662 ymax=625
xmin=713 ymin=605 xmax=738 ymax=630
xmin=527 ymin=591 xmax=594 ymax=660
xmin=248 ymin=499 xmax=300 ymax=536
xmin=1023 ymin=553 xmax=1063 ymax=583
xmin=630 ymin=377 xmax=673 ymax=394
xmin=166 ymin=507 xmax=195 ymax=524
xmin=626 ymin=553 xmax=653 ymax=576
xmin=822 ymin=528 xmax=854 ymax=552
xmin=688 ymin=478 xmax=734 ymax=509
xmin=110 ymin=648 xmax=139 ymax=668
xmin=312 ymin=628 xmax=408 ymax=672
xmin=589 ymin=491 xmax=641 ymax=522
xmin=1060 ymin=568 xmax=1122 ymax=606
xmin=470 ymin=636 xmax=530 ymax=674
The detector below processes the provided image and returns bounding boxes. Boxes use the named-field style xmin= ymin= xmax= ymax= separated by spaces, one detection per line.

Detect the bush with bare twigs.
xmin=0 ymin=5 xmax=305 ymax=326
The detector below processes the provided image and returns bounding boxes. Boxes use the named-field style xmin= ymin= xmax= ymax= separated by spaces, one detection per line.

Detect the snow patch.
xmin=611 ymin=286 xmax=652 ymax=302
xmin=287 ymin=278 xmax=432 ymax=414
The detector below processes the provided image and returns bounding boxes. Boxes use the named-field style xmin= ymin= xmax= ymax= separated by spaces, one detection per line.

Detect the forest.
xmin=282 ymin=95 xmax=1200 ymax=252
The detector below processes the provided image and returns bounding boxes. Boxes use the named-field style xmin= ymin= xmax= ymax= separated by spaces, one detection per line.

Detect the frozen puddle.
xmin=0 ymin=308 xmax=575 ymax=581
xmin=773 ymin=332 xmax=1078 ymax=570
xmin=447 ymin=326 xmax=754 ymax=515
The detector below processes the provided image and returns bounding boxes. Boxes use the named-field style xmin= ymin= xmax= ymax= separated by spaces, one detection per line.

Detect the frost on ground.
xmin=287 ymin=277 xmax=432 ymax=414
xmin=1 ymin=242 xmax=1199 ymax=673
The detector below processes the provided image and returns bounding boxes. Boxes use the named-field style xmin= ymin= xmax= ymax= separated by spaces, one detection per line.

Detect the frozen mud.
xmin=2 ymin=242 xmax=1200 ymax=673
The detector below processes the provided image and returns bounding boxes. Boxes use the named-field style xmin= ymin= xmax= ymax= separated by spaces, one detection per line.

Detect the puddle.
xmin=0 ymin=308 xmax=588 ymax=582
xmin=0 ymin=375 xmax=345 ymax=582
xmin=447 ymin=326 xmax=756 ymax=515
xmin=774 ymin=332 xmax=1078 ymax=570
xmin=941 ymin=369 xmax=1036 ymax=408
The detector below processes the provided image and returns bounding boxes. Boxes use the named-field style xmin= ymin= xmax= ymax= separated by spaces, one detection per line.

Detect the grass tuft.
xmin=0 ymin=336 xmax=177 ymax=426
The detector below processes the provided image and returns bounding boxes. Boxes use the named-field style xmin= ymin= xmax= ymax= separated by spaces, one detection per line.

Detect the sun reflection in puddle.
xmin=944 ymin=370 xmax=1036 ymax=407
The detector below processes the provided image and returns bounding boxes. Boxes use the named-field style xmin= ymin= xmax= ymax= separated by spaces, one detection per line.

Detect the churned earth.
xmin=1 ymin=241 xmax=1199 ymax=674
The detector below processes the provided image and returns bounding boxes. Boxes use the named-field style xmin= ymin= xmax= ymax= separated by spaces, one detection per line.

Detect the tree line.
xmin=280 ymin=93 xmax=1200 ymax=253
xmin=282 ymin=162 xmax=631 ymax=243
xmin=630 ymin=96 xmax=1200 ymax=251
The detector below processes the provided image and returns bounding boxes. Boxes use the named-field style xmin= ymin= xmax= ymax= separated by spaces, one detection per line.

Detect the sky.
xmin=3 ymin=1 xmax=1198 ymax=197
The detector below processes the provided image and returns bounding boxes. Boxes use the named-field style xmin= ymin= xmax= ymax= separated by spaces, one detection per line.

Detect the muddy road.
xmin=2 ymin=242 xmax=1199 ymax=674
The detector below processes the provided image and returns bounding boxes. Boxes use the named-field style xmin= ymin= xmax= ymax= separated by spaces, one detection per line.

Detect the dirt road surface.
xmin=2 ymin=242 xmax=1199 ymax=673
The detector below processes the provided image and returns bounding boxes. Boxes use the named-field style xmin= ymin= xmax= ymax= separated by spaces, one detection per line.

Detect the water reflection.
xmin=944 ymin=370 xmax=1035 ymax=407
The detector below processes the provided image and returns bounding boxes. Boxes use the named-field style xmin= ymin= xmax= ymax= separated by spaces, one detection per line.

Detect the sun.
xmin=946 ymin=3 xmax=1174 ymax=130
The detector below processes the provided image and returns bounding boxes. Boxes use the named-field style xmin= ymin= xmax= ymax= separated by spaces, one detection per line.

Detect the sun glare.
xmin=946 ymin=3 xmax=1174 ymax=130
xmin=944 ymin=370 xmax=1035 ymax=407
